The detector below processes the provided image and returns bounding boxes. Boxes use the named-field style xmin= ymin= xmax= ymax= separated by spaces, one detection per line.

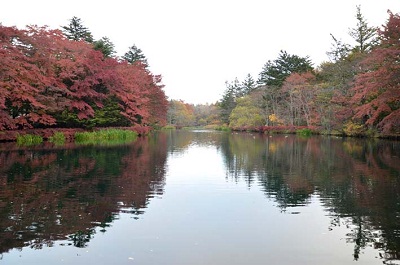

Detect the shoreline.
xmin=1 ymin=126 xmax=399 ymax=143
xmin=0 ymin=126 xmax=151 ymax=143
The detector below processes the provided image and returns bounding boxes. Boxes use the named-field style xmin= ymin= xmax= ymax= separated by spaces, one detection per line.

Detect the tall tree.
xmin=256 ymin=51 xmax=313 ymax=127
xmin=219 ymin=81 xmax=238 ymax=124
xmin=327 ymin=34 xmax=351 ymax=62
xmin=61 ymin=16 xmax=93 ymax=42
xmin=350 ymin=11 xmax=400 ymax=134
xmin=321 ymin=8 xmax=376 ymax=131
xmin=93 ymin=37 xmax=116 ymax=58
xmin=230 ymin=78 xmax=244 ymax=98
xmin=143 ymin=74 xmax=168 ymax=128
xmin=281 ymin=72 xmax=317 ymax=126
xmin=122 ymin=44 xmax=148 ymax=67
xmin=258 ymin=50 xmax=313 ymax=88
xmin=242 ymin=73 xmax=256 ymax=95
xmin=0 ymin=25 xmax=59 ymax=129
xmin=349 ymin=5 xmax=378 ymax=53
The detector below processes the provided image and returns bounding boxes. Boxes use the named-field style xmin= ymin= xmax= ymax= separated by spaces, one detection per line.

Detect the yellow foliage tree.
xmin=268 ymin=114 xmax=283 ymax=125
xmin=229 ymin=96 xmax=264 ymax=130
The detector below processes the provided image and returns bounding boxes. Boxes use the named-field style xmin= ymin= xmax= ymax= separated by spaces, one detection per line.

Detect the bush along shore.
xmin=2 ymin=125 xmax=399 ymax=145
xmin=0 ymin=126 xmax=149 ymax=144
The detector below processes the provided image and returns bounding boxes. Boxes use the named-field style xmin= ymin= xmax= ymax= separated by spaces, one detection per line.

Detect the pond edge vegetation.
xmin=12 ymin=128 xmax=140 ymax=146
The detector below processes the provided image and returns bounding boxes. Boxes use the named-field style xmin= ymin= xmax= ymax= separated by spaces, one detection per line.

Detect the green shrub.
xmin=296 ymin=128 xmax=312 ymax=136
xmin=74 ymin=129 xmax=138 ymax=145
xmin=161 ymin=125 xmax=176 ymax=130
xmin=215 ymin=125 xmax=231 ymax=132
xmin=49 ymin=132 xmax=66 ymax=145
xmin=343 ymin=121 xmax=365 ymax=136
xmin=16 ymin=134 xmax=43 ymax=146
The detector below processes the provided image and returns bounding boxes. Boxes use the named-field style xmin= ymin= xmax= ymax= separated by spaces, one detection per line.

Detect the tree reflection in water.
xmin=0 ymin=130 xmax=399 ymax=264
xmin=0 ymin=133 xmax=167 ymax=254
xmin=219 ymin=133 xmax=400 ymax=263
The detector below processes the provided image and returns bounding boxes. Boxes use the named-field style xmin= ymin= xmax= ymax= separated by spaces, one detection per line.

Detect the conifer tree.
xmin=349 ymin=5 xmax=378 ymax=53
xmin=61 ymin=16 xmax=93 ymax=42
xmin=219 ymin=81 xmax=237 ymax=124
xmin=258 ymin=50 xmax=313 ymax=88
xmin=123 ymin=44 xmax=148 ymax=67
xmin=242 ymin=73 xmax=256 ymax=95
xmin=93 ymin=37 xmax=116 ymax=57
xmin=327 ymin=34 xmax=351 ymax=62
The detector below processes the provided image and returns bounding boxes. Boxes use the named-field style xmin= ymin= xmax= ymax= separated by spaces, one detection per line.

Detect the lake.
xmin=0 ymin=130 xmax=399 ymax=265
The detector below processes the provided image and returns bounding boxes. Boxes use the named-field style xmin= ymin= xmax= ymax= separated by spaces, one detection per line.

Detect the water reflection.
xmin=158 ymin=130 xmax=400 ymax=262
xmin=0 ymin=133 xmax=168 ymax=253
xmin=164 ymin=129 xmax=225 ymax=154
xmin=0 ymin=130 xmax=399 ymax=264
xmin=219 ymin=133 xmax=400 ymax=262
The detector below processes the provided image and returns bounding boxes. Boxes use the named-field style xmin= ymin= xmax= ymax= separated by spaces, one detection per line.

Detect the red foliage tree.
xmin=350 ymin=11 xmax=400 ymax=134
xmin=50 ymin=34 xmax=114 ymax=121
xmin=281 ymin=72 xmax=319 ymax=126
xmin=0 ymin=25 xmax=106 ymax=128
xmin=0 ymin=24 xmax=168 ymax=130
xmin=0 ymin=25 xmax=59 ymax=129
xmin=144 ymin=74 xmax=168 ymax=127
xmin=106 ymin=61 xmax=151 ymax=124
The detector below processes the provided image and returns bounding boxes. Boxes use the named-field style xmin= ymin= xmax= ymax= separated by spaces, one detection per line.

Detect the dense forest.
xmin=168 ymin=8 xmax=400 ymax=137
xmin=0 ymin=17 xmax=168 ymax=133
xmin=1 ymin=8 xmax=399 ymax=138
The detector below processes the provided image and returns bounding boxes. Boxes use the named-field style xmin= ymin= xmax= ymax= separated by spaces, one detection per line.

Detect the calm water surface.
xmin=0 ymin=130 xmax=399 ymax=265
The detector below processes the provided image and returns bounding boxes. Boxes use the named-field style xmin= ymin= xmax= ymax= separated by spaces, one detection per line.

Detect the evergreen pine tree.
xmin=258 ymin=50 xmax=313 ymax=88
xmin=349 ymin=5 xmax=378 ymax=53
xmin=327 ymin=34 xmax=351 ymax=62
xmin=123 ymin=44 xmax=148 ymax=66
xmin=219 ymin=81 xmax=237 ymax=124
xmin=61 ymin=16 xmax=93 ymax=42
xmin=242 ymin=73 xmax=256 ymax=95
xmin=93 ymin=37 xmax=116 ymax=57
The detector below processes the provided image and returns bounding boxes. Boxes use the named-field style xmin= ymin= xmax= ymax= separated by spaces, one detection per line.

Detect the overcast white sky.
xmin=1 ymin=1 xmax=399 ymax=104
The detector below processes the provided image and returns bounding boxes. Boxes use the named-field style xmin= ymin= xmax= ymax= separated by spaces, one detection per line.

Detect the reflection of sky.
xmin=2 ymin=144 xmax=383 ymax=265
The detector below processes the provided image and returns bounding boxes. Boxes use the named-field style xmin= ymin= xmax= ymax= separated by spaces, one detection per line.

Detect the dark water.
xmin=0 ymin=130 xmax=399 ymax=265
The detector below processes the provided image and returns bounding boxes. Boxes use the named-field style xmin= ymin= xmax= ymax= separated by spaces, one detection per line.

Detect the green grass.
xmin=16 ymin=134 xmax=43 ymax=146
xmin=182 ymin=126 xmax=205 ymax=130
xmin=296 ymin=128 xmax=312 ymax=137
xmin=74 ymin=129 xmax=138 ymax=145
xmin=214 ymin=125 xmax=231 ymax=132
xmin=49 ymin=132 xmax=66 ymax=145
xmin=161 ymin=125 xmax=176 ymax=130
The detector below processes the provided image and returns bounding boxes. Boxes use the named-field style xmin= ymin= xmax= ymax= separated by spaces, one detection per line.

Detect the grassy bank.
xmin=16 ymin=134 xmax=43 ymax=146
xmin=74 ymin=129 xmax=138 ymax=145
xmin=1 ymin=128 xmax=141 ymax=146
xmin=0 ymin=126 xmax=149 ymax=143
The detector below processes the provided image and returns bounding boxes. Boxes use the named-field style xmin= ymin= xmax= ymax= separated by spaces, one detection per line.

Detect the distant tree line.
xmin=167 ymin=7 xmax=400 ymax=137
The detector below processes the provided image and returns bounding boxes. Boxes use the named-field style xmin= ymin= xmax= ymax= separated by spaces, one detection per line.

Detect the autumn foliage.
xmin=350 ymin=12 xmax=400 ymax=134
xmin=210 ymin=9 xmax=400 ymax=137
xmin=0 ymin=24 xmax=168 ymax=131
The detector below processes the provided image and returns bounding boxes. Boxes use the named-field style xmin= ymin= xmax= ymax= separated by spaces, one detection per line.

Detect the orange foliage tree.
xmin=281 ymin=72 xmax=318 ymax=126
